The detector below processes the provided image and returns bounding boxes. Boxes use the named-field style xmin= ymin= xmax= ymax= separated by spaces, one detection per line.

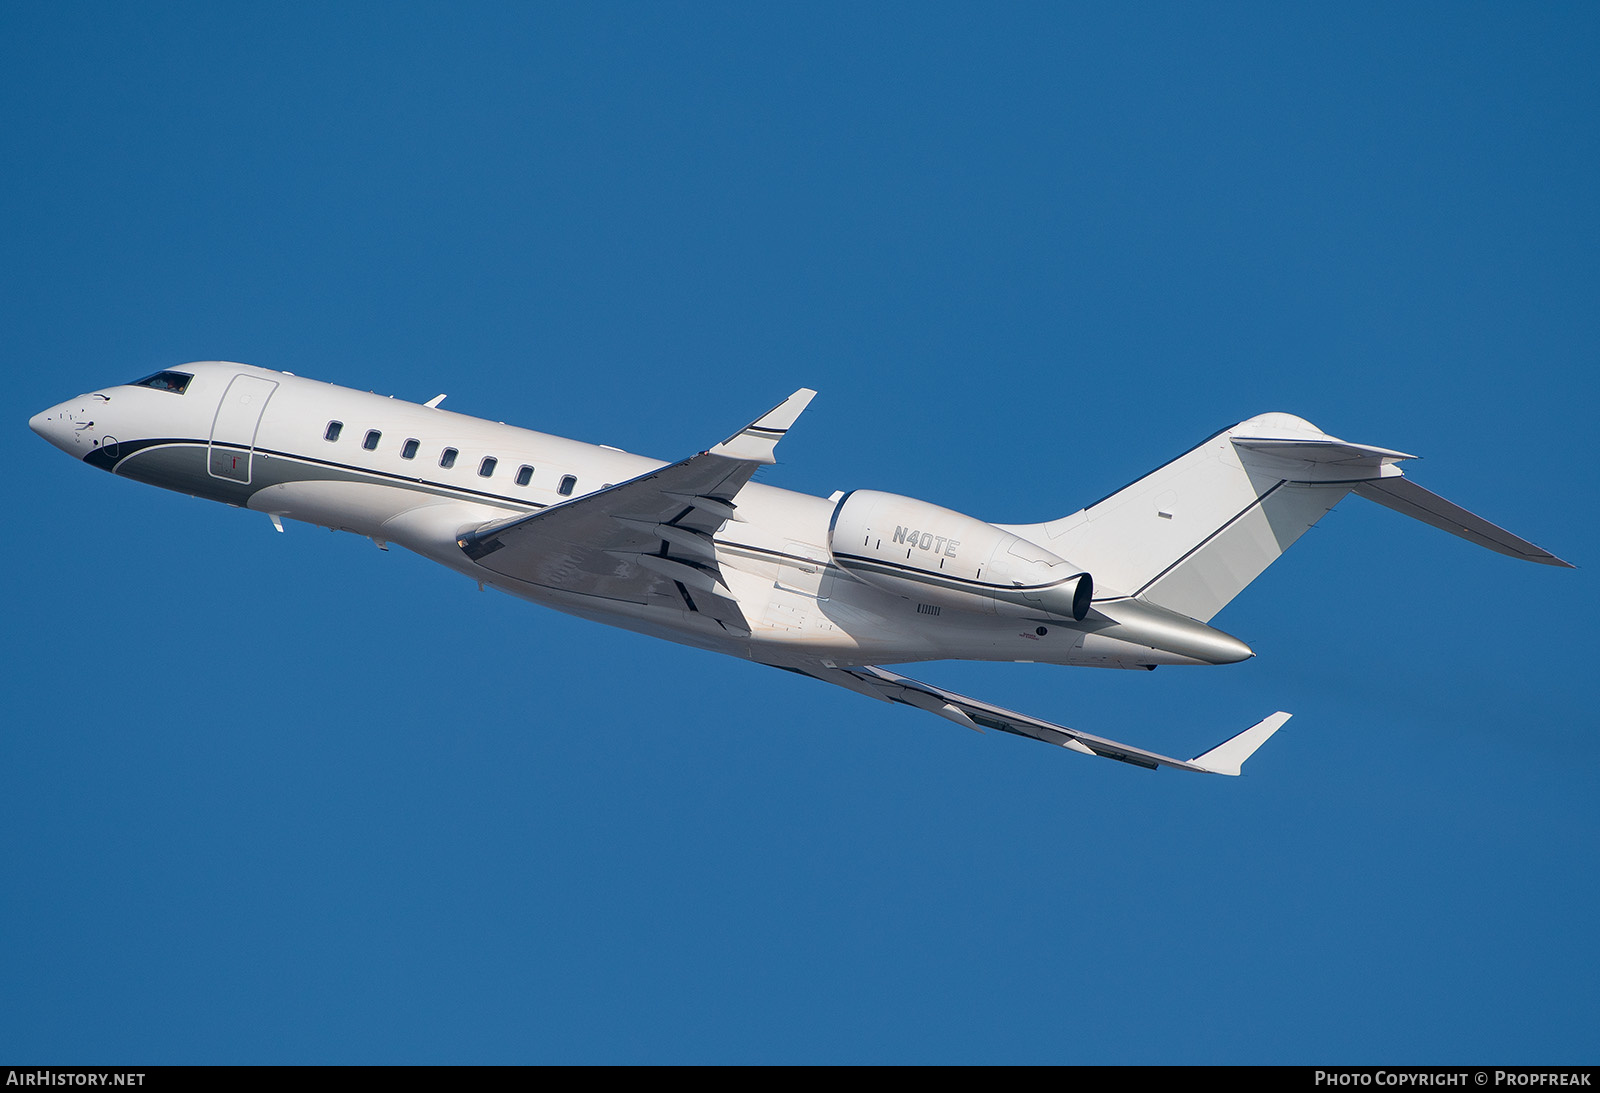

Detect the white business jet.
xmin=30 ymin=362 xmax=1570 ymax=775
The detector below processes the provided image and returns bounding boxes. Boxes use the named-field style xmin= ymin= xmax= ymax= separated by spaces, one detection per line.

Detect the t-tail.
xmin=1009 ymin=412 xmax=1572 ymax=626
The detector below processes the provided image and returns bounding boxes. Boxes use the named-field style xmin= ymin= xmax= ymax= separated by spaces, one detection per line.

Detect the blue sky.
xmin=5 ymin=2 xmax=1597 ymax=1064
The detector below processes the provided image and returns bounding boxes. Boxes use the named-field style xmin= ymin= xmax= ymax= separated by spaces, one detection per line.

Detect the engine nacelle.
xmin=827 ymin=490 xmax=1093 ymax=621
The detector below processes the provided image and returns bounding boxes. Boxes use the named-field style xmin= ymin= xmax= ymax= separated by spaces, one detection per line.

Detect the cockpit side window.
xmin=131 ymin=371 xmax=193 ymax=395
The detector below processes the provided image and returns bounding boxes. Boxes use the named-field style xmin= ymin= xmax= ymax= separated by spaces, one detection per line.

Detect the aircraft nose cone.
xmin=30 ymin=401 xmax=82 ymax=456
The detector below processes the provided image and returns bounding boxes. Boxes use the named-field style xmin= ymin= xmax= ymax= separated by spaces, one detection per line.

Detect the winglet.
xmin=1189 ymin=712 xmax=1291 ymax=776
xmin=708 ymin=388 xmax=817 ymax=464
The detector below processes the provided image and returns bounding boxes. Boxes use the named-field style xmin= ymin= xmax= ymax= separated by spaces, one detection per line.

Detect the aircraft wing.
xmin=458 ymin=388 xmax=817 ymax=632
xmin=786 ymin=663 xmax=1289 ymax=775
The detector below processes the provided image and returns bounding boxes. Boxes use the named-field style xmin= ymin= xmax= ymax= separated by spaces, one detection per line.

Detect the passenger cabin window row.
xmin=323 ymin=419 xmax=552 ymax=495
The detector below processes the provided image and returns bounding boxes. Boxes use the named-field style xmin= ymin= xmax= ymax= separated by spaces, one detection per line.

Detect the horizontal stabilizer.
xmin=1353 ymin=478 xmax=1573 ymax=567
xmin=1231 ymin=436 xmax=1416 ymax=465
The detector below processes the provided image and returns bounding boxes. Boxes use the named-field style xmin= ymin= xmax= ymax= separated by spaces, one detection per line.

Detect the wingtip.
xmin=710 ymin=388 xmax=818 ymax=463
xmin=1190 ymin=711 xmax=1292 ymax=776
xmin=768 ymin=387 xmax=817 ymax=427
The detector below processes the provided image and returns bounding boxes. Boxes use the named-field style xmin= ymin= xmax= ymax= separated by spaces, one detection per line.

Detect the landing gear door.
xmin=209 ymin=374 xmax=279 ymax=484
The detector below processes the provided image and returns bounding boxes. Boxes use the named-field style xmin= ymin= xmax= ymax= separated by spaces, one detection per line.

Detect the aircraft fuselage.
xmin=30 ymin=361 xmax=1244 ymax=672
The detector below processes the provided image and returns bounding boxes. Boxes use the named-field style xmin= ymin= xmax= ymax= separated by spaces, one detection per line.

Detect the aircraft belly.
xmin=248 ymin=479 xmax=503 ymax=540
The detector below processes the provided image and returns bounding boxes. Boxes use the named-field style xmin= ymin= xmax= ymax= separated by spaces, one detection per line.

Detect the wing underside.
xmin=785 ymin=663 xmax=1289 ymax=775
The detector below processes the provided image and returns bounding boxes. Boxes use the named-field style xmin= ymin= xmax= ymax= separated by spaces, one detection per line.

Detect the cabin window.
xmin=479 ymin=456 xmax=497 ymax=478
xmin=132 ymin=371 xmax=193 ymax=395
xmin=515 ymin=465 xmax=533 ymax=487
xmin=363 ymin=429 xmax=381 ymax=451
xmin=400 ymin=438 xmax=419 ymax=460
xmin=325 ymin=421 xmax=343 ymax=442
xmin=558 ymin=474 xmax=577 ymax=496
xmin=439 ymin=447 xmax=458 ymax=469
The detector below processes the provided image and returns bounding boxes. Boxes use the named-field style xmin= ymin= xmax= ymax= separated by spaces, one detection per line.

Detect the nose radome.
xmin=30 ymin=402 xmax=81 ymax=456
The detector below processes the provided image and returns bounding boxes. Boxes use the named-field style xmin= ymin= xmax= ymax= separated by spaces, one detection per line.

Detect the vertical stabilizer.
xmin=1007 ymin=414 xmax=1412 ymax=622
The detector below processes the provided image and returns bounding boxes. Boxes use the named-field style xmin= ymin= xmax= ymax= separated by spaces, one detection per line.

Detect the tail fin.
xmin=1006 ymin=413 xmax=1569 ymax=623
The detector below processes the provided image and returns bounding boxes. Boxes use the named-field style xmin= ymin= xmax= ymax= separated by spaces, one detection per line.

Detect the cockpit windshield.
xmin=131 ymin=371 xmax=193 ymax=394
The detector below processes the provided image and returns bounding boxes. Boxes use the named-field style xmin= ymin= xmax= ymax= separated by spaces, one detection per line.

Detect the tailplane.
xmin=1006 ymin=413 xmax=1570 ymax=624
